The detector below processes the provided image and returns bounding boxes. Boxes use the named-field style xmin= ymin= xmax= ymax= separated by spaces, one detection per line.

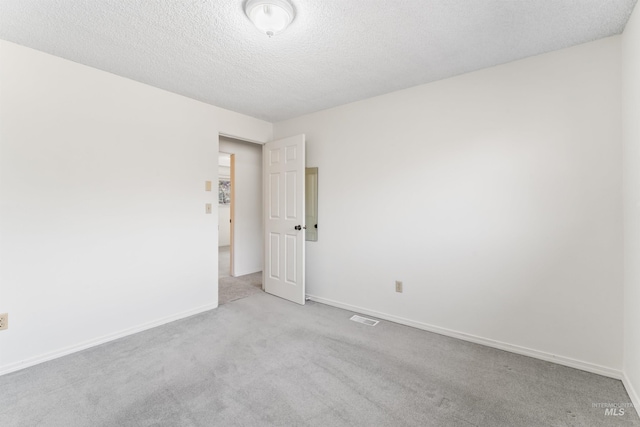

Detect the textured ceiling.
xmin=0 ymin=1 xmax=637 ymax=122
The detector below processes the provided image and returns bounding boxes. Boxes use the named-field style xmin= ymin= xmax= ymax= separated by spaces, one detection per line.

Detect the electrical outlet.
xmin=395 ymin=281 xmax=403 ymax=293
xmin=0 ymin=313 xmax=8 ymax=330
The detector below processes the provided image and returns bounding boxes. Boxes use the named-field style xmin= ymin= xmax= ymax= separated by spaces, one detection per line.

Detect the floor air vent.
xmin=350 ymin=315 xmax=379 ymax=326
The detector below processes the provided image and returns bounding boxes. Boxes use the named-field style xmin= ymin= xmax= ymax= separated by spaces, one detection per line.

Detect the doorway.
xmin=218 ymin=136 xmax=264 ymax=305
xmin=218 ymin=152 xmax=232 ymax=278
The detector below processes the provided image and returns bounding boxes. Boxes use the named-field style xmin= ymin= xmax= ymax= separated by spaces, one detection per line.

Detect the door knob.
xmin=294 ymin=225 xmax=302 ymax=230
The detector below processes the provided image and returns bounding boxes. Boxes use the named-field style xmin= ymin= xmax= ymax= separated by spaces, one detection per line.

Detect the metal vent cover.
xmin=350 ymin=315 xmax=379 ymax=326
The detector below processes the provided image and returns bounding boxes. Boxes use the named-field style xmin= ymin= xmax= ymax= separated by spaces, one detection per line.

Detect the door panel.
xmin=285 ymin=171 xmax=297 ymax=218
xmin=263 ymin=134 xmax=305 ymax=304
xmin=269 ymin=232 xmax=280 ymax=279
xmin=269 ymin=174 xmax=280 ymax=218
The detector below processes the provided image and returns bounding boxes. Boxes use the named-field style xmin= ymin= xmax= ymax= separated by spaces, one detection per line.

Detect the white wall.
xmin=219 ymin=136 xmax=263 ymax=276
xmin=623 ymin=4 xmax=640 ymax=408
xmin=275 ymin=37 xmax=623 ymax=375
xmin=0 ymin=40 xmax=271 ymax=374
xmin=218 ymin=165 xmax=231 ymax=247
xmin=218 ymin=205 xmax=231 ymax=247
xmin=218 ymin=165 xmax=231 ymax=178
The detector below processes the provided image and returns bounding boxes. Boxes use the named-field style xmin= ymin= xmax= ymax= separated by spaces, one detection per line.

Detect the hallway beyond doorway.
xmin=219 ymin=272 xmax=262 ymax=305
xmin=219 ymin=245 xmax=231 ymax=278
xmin=219 ymin=246 xmax=262 ymax=304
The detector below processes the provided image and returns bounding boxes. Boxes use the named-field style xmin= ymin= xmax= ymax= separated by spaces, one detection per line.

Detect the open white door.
xmin=263 ymin=134 xmax=306 ymax=305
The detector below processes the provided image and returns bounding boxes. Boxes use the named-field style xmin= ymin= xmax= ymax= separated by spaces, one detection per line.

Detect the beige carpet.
xmin=1 ymin=292 xmax=637 ymax=426
xmin=218 ymin=271 xmax=262 ymax=305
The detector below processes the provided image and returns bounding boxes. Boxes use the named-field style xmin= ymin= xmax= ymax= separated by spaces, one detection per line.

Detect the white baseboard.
xmin=307 ymin=294 xmax=623 ymax=380
xmin=623 ymin=372 xmax=640 ymax=410
xmin=0 ymin=302 xmax=218 ymax=377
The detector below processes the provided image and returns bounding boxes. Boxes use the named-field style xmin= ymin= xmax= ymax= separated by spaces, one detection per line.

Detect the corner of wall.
xmin=622 ymin=0 xmax=640 ymax=410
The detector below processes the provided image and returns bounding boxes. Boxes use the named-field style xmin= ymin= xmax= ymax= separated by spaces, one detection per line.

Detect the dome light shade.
xmin=245 ymin=0 xmax=295 ymax=37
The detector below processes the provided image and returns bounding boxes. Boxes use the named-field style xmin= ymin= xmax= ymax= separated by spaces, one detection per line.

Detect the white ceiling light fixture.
xmin=245 ymin=0 xmax=295 ymax=37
